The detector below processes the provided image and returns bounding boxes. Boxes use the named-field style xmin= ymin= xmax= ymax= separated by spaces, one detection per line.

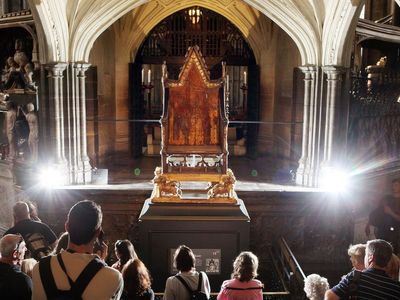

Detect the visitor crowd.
xmin=1 ymin=199 xmax=400 ymax=300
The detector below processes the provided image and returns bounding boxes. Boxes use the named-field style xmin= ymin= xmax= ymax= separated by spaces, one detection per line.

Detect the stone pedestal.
xmin=138 ymin=199 xmax=250 ymax=292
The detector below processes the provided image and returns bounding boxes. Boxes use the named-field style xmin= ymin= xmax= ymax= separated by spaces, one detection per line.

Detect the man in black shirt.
xmin=0 ymin=234 xmax=32 ymax=300
xmin=4 ymin=201 xmax=57 ymax=260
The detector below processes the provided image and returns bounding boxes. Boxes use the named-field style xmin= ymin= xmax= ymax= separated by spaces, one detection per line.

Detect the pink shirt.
xmin=217 ymin=278 xmax=263 ymax=300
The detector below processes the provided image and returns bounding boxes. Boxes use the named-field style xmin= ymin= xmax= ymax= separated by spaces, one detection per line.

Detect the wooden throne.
xmin=151 ymin=46 xmax=237 ymax=203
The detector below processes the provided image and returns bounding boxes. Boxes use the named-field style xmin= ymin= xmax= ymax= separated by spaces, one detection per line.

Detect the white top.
xmin=32 ymin=250 xmax=123 ymax=300
xmin=163 ymin=270 xmax=211 ymax=300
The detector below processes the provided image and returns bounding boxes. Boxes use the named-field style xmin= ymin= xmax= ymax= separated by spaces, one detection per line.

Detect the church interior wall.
xmin=273 ymin=27 xmax=301 ymax=161
xmin=88 ymin=28 xmax=116 ymax=164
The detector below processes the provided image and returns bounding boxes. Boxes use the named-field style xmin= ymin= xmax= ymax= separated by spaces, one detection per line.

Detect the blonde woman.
xmin=385 ymin=254 xmax=400 ymax=281
xmin=347 ymin=244 xmax=366 ymax=271
xmin=217 ymin=251 xmax=263 ymax=300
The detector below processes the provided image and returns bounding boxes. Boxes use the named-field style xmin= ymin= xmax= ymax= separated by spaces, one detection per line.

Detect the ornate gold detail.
xmin=151 ymin=167 xmax=182 ymax=201
xmin=207 ymin=168 xmax=237 ymax=199
xmin=165 ymin=46 xmax=222 ymax=88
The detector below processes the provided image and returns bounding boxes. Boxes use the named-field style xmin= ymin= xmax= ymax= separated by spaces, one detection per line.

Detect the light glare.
xmin=38 ymin=167 xmax=63 ymax=188
xmin=320 ymin=168 xmax=350 ymax=193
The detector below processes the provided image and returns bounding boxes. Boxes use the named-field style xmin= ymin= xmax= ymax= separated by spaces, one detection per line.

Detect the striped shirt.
xmin=331 ymin=268 xmax=400 ymax=300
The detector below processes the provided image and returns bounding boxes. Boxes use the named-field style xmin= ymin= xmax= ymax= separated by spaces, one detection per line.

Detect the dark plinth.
xmin=138 ymin=198 xmax=250 ymax=292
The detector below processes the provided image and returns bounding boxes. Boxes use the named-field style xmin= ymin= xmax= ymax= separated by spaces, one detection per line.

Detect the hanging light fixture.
xmin=188 ymin=6 xmax=202 ymax=24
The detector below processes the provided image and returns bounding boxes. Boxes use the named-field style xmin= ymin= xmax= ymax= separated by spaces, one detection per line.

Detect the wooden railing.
xmin=270 ymin=237 xmax=307 ymax=300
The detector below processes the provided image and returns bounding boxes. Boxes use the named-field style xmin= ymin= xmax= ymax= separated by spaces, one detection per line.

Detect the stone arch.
xmin=27 ymin=0 xmax=68 ymax=62
xmin=322 ymin=0 xmax=365 ymax=67
xmin=121 ymin=1 xmax=275 ymax=65
xmin=27 ymin=0 xmax=365 ymax=67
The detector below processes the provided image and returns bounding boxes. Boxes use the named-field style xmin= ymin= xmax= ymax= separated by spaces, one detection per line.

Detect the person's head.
xmin=174 ymin=245 xmax=196 ymax=272
xmin=26 ymin=103 xmax=35 ymax=112
xmin=392 ymin=178 xmax=400 ymax=195
xmin=21 ymin=258 xmax=37 ymax=278
xmin=364 ymin=239 xmax=393 ymax=269
xmin=232 ymin=251 xmax=259 ymax=282
xmin=385 ymin=254 xmax=400 ymax=281
xmin=54 ymin=232 xmax=69 ymax=254
xmin=347 ymin=244 xmax=366 ymax=271
xmin=26 ymin=200 xmax=40 ymax=221
xmin=114 ymin=239 xmax=137 ymax=265
xmin=13 ymin=201 xmax=30 ymax=223
xmin=66 ymin=200 xmax=102 ymax=246
xmin=6 ymin=100 xmax=16 ymax=111
xmin=304 ymin=274 xmax=329 ymax=300
xmin=0 ymin=234 xmax=26 ymax=264
xmin=122 ymin=259 xmax=152 ymax=296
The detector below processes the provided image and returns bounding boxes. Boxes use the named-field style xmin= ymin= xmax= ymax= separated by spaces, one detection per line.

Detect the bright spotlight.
xmin=38 ymin=167 xmax=63 ymax=188
xmin=320 ymin=168 xmax=350 ymax=193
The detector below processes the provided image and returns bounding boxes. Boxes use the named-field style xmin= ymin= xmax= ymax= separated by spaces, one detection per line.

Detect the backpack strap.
xmin=39 ymin=255 xmax=60 ymax=298
xmin=175 ymin=274 xmax=194 ymax=294
xmin=57 ymin=253 xmax=106 ymax=298
xmin=197 ymin=272 xmax=203 ymax=292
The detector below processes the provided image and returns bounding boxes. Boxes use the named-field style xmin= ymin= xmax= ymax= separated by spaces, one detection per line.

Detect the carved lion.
xmin=152 ymin=167 xmax=182 ymax=198
xmin=208 ymin=169 xmax=236 ymax=198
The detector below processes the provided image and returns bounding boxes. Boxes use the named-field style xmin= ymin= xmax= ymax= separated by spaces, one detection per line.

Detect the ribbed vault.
xmin=28 ymin=0 xmax=365 ymax=66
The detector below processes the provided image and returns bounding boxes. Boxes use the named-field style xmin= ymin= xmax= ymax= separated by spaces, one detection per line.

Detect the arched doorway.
xmin=130 ymin=6 xmax=258 ymax=158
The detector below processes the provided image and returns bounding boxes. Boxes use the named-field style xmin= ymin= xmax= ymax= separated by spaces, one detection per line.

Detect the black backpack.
xmin=175 ymin=272 xmax=209 ymax=300
xmin=24 ymin=232 xmax=53 ymax=261
xmin=39 ymin=253 xmax=105 ymax=300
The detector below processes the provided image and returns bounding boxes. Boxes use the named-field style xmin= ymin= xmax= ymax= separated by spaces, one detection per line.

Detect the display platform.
xmin=138 ymin=198 xmax=250 ymax=292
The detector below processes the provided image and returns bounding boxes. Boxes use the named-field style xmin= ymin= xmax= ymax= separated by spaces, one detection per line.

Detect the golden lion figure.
xmin=152 ymin=167 xmax=182 ymax=198
xmin=208 ymin=169 xmax=236 ymax=199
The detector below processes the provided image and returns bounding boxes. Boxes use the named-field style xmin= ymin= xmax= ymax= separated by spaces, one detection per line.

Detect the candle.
xmin=244 ymin=71 xmax=247 ymax=85
xmin=226 ymin=75 xmax=229 ymax=90
xmin=141 ymin=68 xmax=144 ymax=84
xmin=148 ymin=69 xmax=151 ymax=84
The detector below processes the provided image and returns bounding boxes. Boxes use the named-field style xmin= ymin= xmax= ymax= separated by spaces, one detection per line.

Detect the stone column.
xmin=296 ymin=66 xmax=318 ymax=186
xmin=75 ymin=63 xmax=92 ymax=183
xmin=45 ymin=63 xmax=68 ymax=181
xmin=321 ymin=67 xmax=346 ymax=168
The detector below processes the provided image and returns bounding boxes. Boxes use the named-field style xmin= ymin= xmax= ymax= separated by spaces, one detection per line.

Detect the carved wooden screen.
xmin=161 ymin=46 xmax=228 ymax=175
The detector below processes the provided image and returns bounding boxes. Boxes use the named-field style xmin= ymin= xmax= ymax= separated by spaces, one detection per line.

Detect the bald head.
xmin=0 ymin=234 xmax=23 ymax=257
xmin=13 ymin=201 xmax=30 ymax=222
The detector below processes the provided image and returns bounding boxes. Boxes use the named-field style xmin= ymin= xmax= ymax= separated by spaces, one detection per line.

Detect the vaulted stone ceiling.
xmin=27 ymin=0 xmax=366 ymax=66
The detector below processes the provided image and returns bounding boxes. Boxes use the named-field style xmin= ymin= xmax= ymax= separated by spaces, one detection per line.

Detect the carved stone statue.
xmin=13 ymin=39 xmax=29 ymax=71
xmin=2 ymin=39 xmax=34 ymax=90
xmin=5 ymin=101 xmax=17 ymax=160
xmin=376 ymin=56 xmax=387 ymax=67
xmin=0 ymin=93 xmax=9 ymax=110
xmin=20 ymin=103 xmax=38 ymax=162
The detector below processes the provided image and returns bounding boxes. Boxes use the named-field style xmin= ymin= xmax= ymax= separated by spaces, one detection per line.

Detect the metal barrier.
xmin=153 ymin=292 xmax=291 ymax=300
xmin=270 ymin=237 xmax=307 ymax=300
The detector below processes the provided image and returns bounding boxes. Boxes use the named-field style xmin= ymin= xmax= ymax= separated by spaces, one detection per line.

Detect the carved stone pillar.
xmin=296 ymin=66 xmax=318 ymax=186
xmin=64 ymin=63 xmax=92 ymax=184
xmin=75 ymin=63 xmax=92 ymax=183
xmin=45 ymin=63 xmax=68 ymax=181
xmin=296 ymin=66 xmax=348 ymax=187
xmin=320 ymin=66 xmax=346 ymax=175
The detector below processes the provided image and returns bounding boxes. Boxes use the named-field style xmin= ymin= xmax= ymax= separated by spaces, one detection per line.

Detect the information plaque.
xmin=169 ymin=248 xmax=221 ymax=274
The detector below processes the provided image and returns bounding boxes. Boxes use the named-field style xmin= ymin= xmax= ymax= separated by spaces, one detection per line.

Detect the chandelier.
xmin=188 ymin=7 xmax=202 ymax=24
